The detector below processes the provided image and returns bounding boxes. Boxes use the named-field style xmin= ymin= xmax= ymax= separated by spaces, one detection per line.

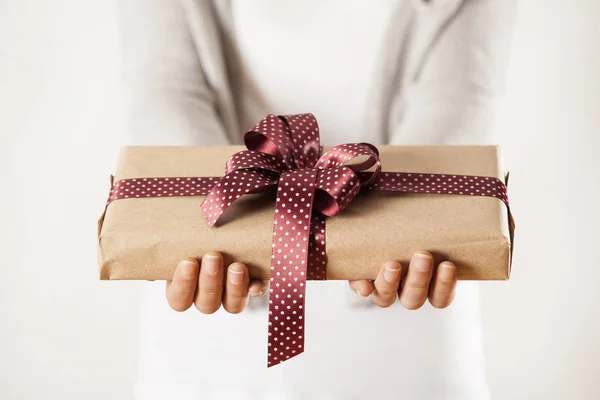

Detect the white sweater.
xmin=122 ymin=1 xmax=516 ymax=399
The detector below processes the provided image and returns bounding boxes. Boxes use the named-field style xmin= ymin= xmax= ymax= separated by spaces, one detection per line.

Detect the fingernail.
xmin=384 ymin=262 xmax=401 ymax=282
xmin=413 ymin=252 xmax=433 ymax=272
xmin=249 ymin=286 xmax=263 ymax=297
xmin=202 ymin=253 xmax=221 ymax=275
xmin=439 ymin=263 xmax=456 ymax=283
xmin=179 ymin=260 xmax=197 ymax=280
xmin=228 ymin=266 xmax=244 ymax=284
xmin=355 ymin=289 xmax=365 ymax=297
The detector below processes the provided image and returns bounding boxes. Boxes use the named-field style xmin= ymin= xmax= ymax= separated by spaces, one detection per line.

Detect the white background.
xmin=1 ymin=1 xmax=599 ymax=399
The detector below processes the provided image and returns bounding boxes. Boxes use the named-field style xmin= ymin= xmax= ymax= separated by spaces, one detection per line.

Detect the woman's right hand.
xmin=166 ymin=252 xmax=267 ymax=314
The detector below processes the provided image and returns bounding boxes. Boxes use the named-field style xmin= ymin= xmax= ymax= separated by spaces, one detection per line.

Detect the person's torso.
xmin=231 ymin=0 xmax=402 ymax=145
xmin=135 ymin=2 xmax=490 ymax=399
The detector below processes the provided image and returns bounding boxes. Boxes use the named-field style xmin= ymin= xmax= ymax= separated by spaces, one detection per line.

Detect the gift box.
xmin=97 ymin=114 xmax=515 ymax=367
xmin=98 ymin=146 xmax=514 ymax=281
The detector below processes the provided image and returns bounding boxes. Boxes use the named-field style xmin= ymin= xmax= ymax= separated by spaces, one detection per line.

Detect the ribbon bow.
xmin=200 ymin=114 xmax=380 ymax=366
xmin=201 ymin=114 xmax=381 ymax=226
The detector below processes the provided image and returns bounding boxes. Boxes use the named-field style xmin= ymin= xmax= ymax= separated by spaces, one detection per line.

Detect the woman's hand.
xmin=166 ymin=252 xmax=267 ymax=314
xmin=166 ymin=250 xmax=457 ymax=313
xmin=349 ymin=251 xmax=457 ymax=309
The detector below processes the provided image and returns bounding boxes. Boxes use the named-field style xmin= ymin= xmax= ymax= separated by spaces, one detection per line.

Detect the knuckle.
xmin=432 ymin=287 xmax=453 ymax=298
xmin=166 ymin=287 xmax=194 ymax=312
xmin=375 ymin=281 xmax=399 ymax=297
xmin=200 ymin=286 xmax=222 ymax=297
xmin=226 ymin=291 xmax=248 ymax=301
xmin=200 ymin=273 xmax=222 ymax=286
xmin=376 ymin=288 xmax=396 ymax=298
xmin=172 ymin=283 xmax=195 ymax=298
xmin=405 ymin=285 xmax=430 ymax=300
xmin=406 ymin=280 xmax=430 ymax=291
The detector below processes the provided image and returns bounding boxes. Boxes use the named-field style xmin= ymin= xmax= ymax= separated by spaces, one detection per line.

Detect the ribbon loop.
xmin=244 ymin=114 xmax=294 ymax=168
xmin=316 ymin=143 xmax=382 ymax=187
xmin=312 ymin=167 xmax=361 ymax=216
xmin=225 ymin=150 xmax=287 ymax=175
xmin=279 ymin=114 xmax=321 ymax=169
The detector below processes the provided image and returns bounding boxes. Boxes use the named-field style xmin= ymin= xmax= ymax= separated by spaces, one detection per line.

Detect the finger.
xmin=194 ymin=252 xmax=224 ymax=314
xmin=428 ymin=261 xmax=457 ymax=309
xmin=249 ymin=280 xmax=267 ymax=297
xmin=371 ymin=261 xmax=403 ymax=308
xmin=166 ymin=258 xmax=199 ymax=312
xmin=399 ymin=251 xmax=434 ymax=310
xmin=223 ymin=262 xmax=250 ymax=314
xmin=348 ymin=280 xmax=374 ymax=297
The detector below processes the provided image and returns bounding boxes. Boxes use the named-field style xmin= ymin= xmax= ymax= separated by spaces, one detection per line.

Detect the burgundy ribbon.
xmin=107 ymin=114 xmax=509 ymax=367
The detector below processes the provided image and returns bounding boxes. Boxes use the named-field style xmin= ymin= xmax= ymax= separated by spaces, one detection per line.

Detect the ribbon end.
xmin=199 ymin=203 xmax=218 ymax=227
xmin=268 ymin=349 xmax=303 ymax=368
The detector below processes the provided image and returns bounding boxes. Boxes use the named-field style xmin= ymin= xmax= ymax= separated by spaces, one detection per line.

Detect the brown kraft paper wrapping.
xmin=98 ymin=145 xmax=514 ymax=281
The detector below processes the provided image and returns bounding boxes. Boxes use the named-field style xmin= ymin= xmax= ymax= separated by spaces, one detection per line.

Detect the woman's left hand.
xmin=349 ymin=251 xmax=457 ymax=309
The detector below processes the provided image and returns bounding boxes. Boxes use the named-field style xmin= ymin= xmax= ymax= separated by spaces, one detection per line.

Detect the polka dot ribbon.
xmin=106 ymin=114 xmax=509 ymax=367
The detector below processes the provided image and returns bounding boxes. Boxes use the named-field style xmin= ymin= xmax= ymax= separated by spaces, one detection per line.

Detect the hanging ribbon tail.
xmin=306 ymin=213 xmax=327 ymax=281
xmin=267 ymin=169 xmax=318 ymax=367
xmin=200 ymin=169 xmax=279 ymax=227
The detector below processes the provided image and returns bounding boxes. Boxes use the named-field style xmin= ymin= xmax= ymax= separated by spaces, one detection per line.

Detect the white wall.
xmin=482 ymin=1 xmax=600 ymax=399
xmin=0 ymin=1 xmax=141 ymax=399
xmin=1 ymin=1 xmax=599 ymax=399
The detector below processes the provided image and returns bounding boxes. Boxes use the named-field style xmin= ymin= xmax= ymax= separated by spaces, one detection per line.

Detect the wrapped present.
xmin=97 ymin=114 xmax=514 ymax=366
